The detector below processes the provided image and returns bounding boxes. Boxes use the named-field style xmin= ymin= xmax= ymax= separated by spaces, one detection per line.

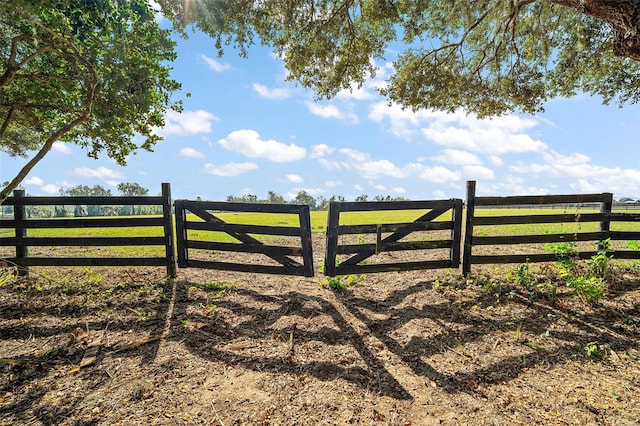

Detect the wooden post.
xmin=450 ymin=198 xmax=463 ymax=268
xmin=462 ymin=181 xmax=476 ymax=276
xmin=161 ymin=183 xmax=177 ymax=278
xmin=324 ymin=202 xmax=340 ymax=277
xmin=598 ymin=192 xmax=613 ymax=252
xmin=13 ymin=190 xmax=28 ymax=277
xmin=299 ymin=205 xmax=315 ymax=277
xmin=174 ymin=200 xmax=188 ymax=268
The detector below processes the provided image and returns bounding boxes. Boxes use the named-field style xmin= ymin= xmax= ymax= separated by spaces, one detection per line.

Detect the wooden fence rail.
xmin=0 ymin=183 xmax=176 ymax=277
xmin=1 ymin=180 xmax=639 ymax=278
xmin=324 ymin=199 xmax=463 ymax=276
xmin=461 ymin=180 xmax=633 ymax=275
xmin=174 ymin=200 xmax=314 ymax=277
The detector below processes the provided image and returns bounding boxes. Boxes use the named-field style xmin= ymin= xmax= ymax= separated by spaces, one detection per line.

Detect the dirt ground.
xmin=1 ymin=236 xmax=639 ymax=425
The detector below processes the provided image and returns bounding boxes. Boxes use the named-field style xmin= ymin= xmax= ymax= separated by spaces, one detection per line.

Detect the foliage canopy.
xmin=159 ymin=0 xmax=640 ymax=117
xmin=0 ymin=0 xmax=181 ymax=200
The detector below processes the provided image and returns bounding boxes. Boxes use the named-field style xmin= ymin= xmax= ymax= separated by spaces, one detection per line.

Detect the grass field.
xmin=1 ymin=208 xmax=639 ymax=259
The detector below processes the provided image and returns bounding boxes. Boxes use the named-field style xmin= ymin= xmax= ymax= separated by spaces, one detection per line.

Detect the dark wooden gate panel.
xmin=174 ymin=201 xmax=314 ymax=277
xmin=324 ymin=199 xmax=463 ymax=276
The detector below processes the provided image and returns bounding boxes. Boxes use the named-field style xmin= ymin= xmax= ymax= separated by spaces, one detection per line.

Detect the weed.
xmin=321 ymin=271 xmax=367 ymax=291
xmin=545 ymin=241 xmax=578 ymax=273
xmin=202 ymin=280 xmax=238 ymax=293
xmin=588 ymin=238 xmax=614 ymax=278
xmin=583 ymin=341 xmax=605 ymax=358
xmin=81 ymin=267 xmax=104 ymax=285
xmin=0 ymin=261 xmax=17 ymax=287
xmin=356 ymin=234 xmax=366 ymax=244
xmin=567 ymin=275 xmax=606 ymax=303
xmin=323 ymin=275 xmax=346 ymax=290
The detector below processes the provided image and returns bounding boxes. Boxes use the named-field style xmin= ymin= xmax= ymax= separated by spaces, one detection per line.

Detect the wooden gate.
xmin=324 ymin=199 xmax=463 ymax=276
xmin=174 ymin=200 xmax=314 ymax=277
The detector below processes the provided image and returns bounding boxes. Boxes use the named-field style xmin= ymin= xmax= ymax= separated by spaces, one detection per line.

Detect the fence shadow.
xmin=1 ymin=266 xmax=639 ymax=423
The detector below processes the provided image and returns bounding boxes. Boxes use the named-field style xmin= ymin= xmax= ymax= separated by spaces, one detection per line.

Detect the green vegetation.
xmin=1 ymin=1 xmax=181 ymax=201
xmin=543 ymin=241 xmax=613 ymax=303
xmin=162 ymin=0 xmax=640 ymax=118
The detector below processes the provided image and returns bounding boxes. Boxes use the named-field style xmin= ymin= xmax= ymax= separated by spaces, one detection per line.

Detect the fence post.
xmin=450 ymin=199 xmax=463 ymax=268
xmin=13 ymin=190 xmax=29 ymax=277
xmin=324 ymin=202 xmax=340 ymax=277
xmin=599 ymin=192 xmax=613 ymax=251
xmin=161 ymin=183 xmax=177 ymax=278
xmin=299 ymin=205 xmax=315 ymax=277
xmin=174 ymin=200 xmax=187 ymax=268
xmin=462 ymin=181 xmax=476 ymax=276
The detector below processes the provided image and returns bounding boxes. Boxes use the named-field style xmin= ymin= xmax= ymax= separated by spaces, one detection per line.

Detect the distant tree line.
xmin=226 ymin=190 xmax=407 ymax=211
xmin=0 ymin=182 xmax=159 ymax=218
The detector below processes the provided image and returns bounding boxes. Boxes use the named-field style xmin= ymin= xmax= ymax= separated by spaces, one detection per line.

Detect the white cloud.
xmin=25 ymin=176 xmax=66 ymax=194
xmin=431 ymin=149 xmax=482 ymax=166
xmin=422 ymin=113 xmax=547 ymax=155
xmin=73 ymin=167 xmax=124 ymax=180
xmin=252 ymin=83 xmax=291 ymax=100
xmin=325 ymin=180 xmax=342 ymax=188
xmin=219 ymin=129 xmax=306 ymax=162
xmin=200 ymin=54 xmax=231 ymax=72
xmin=462 ymin=165 xmax=495 ymax=180
xmin=158 ymin=110 xmax=219 ymax=136
xmin=310 ymin=144 xmax=335 ymax=158
xmin=481 ymin=177 xmax=550 ymax=196
xmin=488 ymin=155 xmax=504 ymax=166
xmin=339 ymin=147 xmax=462 ymax=184
xmin=25 ymin=176 xmax=44 ymax=186
xmin=305 ymin=101 xmax=359 ymax=123
xmin=373 ymin=184 xmax=386 ymax=191
xmin=336 ymin=82 xmax=375 ymax=101
xmin=433 ymin=190 xmax=447 ymax=199
xmin=368 ymin=102 xmax=547 ymax=155
xmin=368 ymin=102 xmax=435 ymax=140
xmin=180 ymin=147 xmax=205 ymax=158
xmin=318 ymin=158 xmax=341 ymax=170
xmin=510 ymin=150 xmax=640 ymax=197
xmin=286 ymin=174 xmax=303 ymax=183
xmin=41 ymin=184 xmax=61 ymax=194
xmin=391 ymin=187 xmax=407 ymax=195
xmin=408 ymin=164 xmax=461 ymax=184
xmin=204 ymin=162 xmax=258 ymax=177
xmin=52 ymin=142 xmax=72 ymax=154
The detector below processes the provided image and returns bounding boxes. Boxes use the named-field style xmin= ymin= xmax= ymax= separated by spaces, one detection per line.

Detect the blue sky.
xmin=2 ymin=23 xmax=640 ymax=202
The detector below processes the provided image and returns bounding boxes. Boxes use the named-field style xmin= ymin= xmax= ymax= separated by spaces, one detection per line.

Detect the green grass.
xmin=1 ymin=208 xmax=639 ymax=258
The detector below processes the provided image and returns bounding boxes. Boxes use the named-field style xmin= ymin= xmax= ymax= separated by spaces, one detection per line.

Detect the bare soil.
xmin=1 ymin=236 xmax=639 ymax=425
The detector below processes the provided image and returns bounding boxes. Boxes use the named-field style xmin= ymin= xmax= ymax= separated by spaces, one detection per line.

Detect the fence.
xmin=1 ymin=181 xmax=639 ymax=278
xmin=324 ymin=199 xmax=463 ymax=276
xmin=0 ymin=184 xmax=175 ymax=277
xmin=461 ymin=180 xmax=640 ymax=275
xmin=174 ymin=200 xmax=314 ymax=277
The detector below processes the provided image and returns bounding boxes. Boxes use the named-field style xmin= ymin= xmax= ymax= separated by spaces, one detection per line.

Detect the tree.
xmin=267 ymin=190 xmax=286 ymax=204
xmin=60 ymin=184 xmax=112 ymax=216
xmin=0 ymin=0 xmax=181 ymax=202
xmin=293 ymin=190 xmax=317 ymax=209
xmin=117 ymin=182 xmax=149 ymax=215
xmin=160 ymin=0 xmax=640 ymax=117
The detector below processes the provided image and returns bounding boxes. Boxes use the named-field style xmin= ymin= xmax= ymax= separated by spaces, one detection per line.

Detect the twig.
xmin=288 ymin=322 xmax=297 ymax=359
xmin=210 ymin=399 xmax=226 ymax=426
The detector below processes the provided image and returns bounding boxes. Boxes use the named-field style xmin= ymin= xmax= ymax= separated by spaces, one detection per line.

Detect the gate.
xmin=174 ymin=200 xmax=314 ymax=277
xmin=324 ymin=199 xmax=463 ymax=276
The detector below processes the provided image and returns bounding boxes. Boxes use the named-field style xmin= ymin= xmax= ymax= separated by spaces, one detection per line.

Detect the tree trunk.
xmin=0 ymin=114 xmax=89 ymax=202
xmin=553 ymin=0 xmax=640 ymax=60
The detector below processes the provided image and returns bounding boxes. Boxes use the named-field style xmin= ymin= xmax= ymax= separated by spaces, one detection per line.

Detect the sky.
xmin=1 ymin=20 xmax=640 ymax=203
